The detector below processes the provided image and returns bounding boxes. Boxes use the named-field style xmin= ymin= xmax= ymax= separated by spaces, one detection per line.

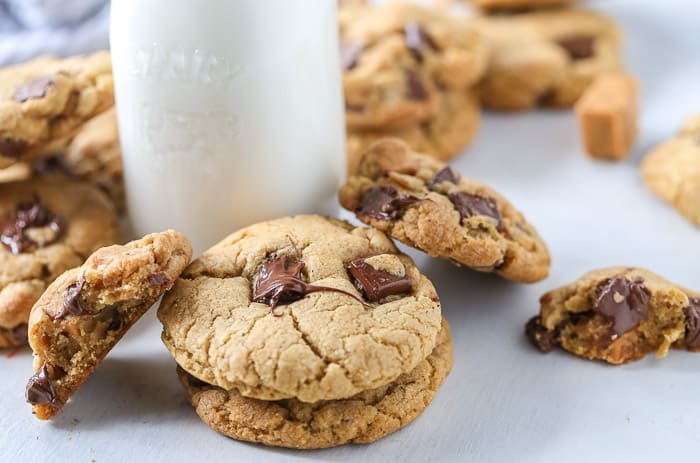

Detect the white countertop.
xmin=2 ymin=1 xmax=700 ymax=461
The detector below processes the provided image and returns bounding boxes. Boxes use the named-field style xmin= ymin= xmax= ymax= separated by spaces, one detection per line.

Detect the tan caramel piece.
xmin=575 ymin=74 xmax=639 ymax=160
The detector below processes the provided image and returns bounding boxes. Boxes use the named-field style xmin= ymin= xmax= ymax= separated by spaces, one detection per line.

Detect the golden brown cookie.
xmin=178 ymin=318 xmax=453 ymax=449
xmin=475 ymin=9 xmax=622 ymax=111
xmin=340 ymin=2 xmax=488 ymax=130
xmin=0 ymin=52 xmax=114 ymax=168
xmin=340 ymin=139 xmax=551 ymax=283
xmin=158 ymin=215 xmax=443 ymax=404
xmin=26 ymin=230 xmax=192 ymax=420
xmin=0 ymin=179 xmax=120 ymax=348
xmin=526 ymin=267 xmax=700 ymax=364
xmin=347 ymin=91 xmax=480 ymax=175
xmin=642 ymin=115 xmax=700 ymax=227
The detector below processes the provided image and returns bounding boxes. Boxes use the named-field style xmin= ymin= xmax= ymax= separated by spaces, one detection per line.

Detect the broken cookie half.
xmin=26 ymin=230 xmax=192 ymax=420
xmin=526 ymin=267 xmax=700 ymax=364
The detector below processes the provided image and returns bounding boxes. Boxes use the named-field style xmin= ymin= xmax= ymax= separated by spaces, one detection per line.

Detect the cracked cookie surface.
xmin=26 ymin=230 xmax=192 ymax=420
xmin=526 ymin=267 xmax=700 ymax=364
xmin=340 ymin=2 xmax=487 ymax=130
xmin=474 ymin=9 xmax=622 ymax=110
xmin=339 ymin=138 xmax=551 ymax=283
xmin=178 ymin=317 xmax=452 ymax=449
xmin=0 ymin=52 xmax=114 ymax=168
xmin=158 ymin=215 xmax=443 ymax=404
xmin=642 ymin=114 xmax=700 ymax=227
xmin=0 ymin=178 xmax=120 ymax=348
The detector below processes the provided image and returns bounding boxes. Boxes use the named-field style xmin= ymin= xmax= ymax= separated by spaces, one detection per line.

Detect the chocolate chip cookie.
xmin=178 ymin=317 xmax=452 ymax=449
xmin=346 ymin=90 xmax=480 ymax=174
xmin=158 ymin=215 xmax=443 ymax=405
xmin=0 ymin=52 xmax=114 ymax=168
xmin=340 ymin=2 xmax=488 ymax=130
xmin=475 ymin=9 xmax=622 ymax=110
xmin=26 ymin=230 xmax=192 ymax=420
xmin=642 ymin=115 xmax=700 ymax=227
xmin=0 ymin=179 xmax=120 ymax=348
xmin=33 ymin=108 xmax=125 ymax=213
xmin=340 ymin=139 xmax=551 ymax=283
xmin=526 ymin=267 xmax=700 ymax=364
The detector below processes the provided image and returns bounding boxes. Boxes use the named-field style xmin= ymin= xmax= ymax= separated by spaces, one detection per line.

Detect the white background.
xmin=2 ymin=0 xmax=700 ymax=462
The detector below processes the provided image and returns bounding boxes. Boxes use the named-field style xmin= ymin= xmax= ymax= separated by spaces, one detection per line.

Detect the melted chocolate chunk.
xmin=340 ymin=42 xmax=363 ymax=71
xmin=26 ymin=364 xmax=59 ymax=405
xmin=148 ymin=273 xmax=172 ymax=287
xmin=0 ymin=138 xmax=27 ymax=159
xmin=684 ymin=297 xmax=700 ymax=348
xmin=406 ymin=69 xmax=429 ymax=100
xmin=557 ymin=36 xmax=595 ymax=60
xmin=525 ymin=316 xmax=560 ymax=353
xmin=0 ymin=197 xmax=64 ymax=255
xmin=594 ymin=276 xmax=651 ymax=336
xmin=448 ymin=192 xmax=503 ymax=231
xmin=15 ymin=76 xmax=55 ymax=102
xmin=32 ymin=155 xmax=78 ymax=178
xmin=428 ymin=167 xmax=460 ymax=190
xmin=54 ymin=280 xmax=86 ymax=319
xmin=10 ymin=323 xmax=28 ymax=345
xmin=347 ymin=259 xmax=413 ymax=302
xmin=357 ymin=186 xmax=420 ymax=221
xmin=404 ymin=22 xmax=438 ymax=62
xmin=253 ymin=255 xmax=364 ymax=313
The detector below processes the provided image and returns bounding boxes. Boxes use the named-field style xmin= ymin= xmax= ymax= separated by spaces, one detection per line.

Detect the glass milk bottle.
xmin=111 ymin=0 xmax=345 ymax=255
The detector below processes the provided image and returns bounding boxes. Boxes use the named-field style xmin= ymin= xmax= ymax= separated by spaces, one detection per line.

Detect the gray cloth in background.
xmin=0 ymin=0 xmax=110 ymax=67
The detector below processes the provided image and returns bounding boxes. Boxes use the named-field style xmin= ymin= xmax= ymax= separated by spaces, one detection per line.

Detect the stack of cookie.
xmin=340 ymin=2 xmax=489 ymax=173
xmin=0 ymin=52 xmax=128 ymax=349
xmin=469 ymin=0 xmax=624 ymax=111
xmin=158 ymin=215 xmax=452 ymax=448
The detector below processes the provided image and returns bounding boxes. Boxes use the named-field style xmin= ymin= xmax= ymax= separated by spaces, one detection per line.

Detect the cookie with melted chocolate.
xmin=26 ymin=231 xmax=192 ymax=420
xmin=0 ymin=178 xmax=120 ymax=348
xmin=339 ymin=138 xmax=551 ymax=283
xmin=526 ymin=267 xmax=700 ymax=364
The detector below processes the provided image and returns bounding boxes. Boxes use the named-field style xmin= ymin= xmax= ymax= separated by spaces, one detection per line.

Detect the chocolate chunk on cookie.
xmin=0 ymin=179 xmax=120 ymax=348
xmin=642 ymin=114 xmax=700 ymax=227
xmin=177 ymin=318 xmax=453 ymax=449
xmin=465 ymin=0 xmax=577 ymax=12
xmin=474 ymin=9 xmax=622 ymax=110
xmin=340 ymin=139 xmax=551 ymax=283
xmin=26 ymin=231 xmax=192 ymax=420
xmin=526 ymin=267 xmax=700 ymax=364
xmin=158 ymin=215 xmax=443 ymax=404
xmin=0 ymin=52 xmax=114 ymax=168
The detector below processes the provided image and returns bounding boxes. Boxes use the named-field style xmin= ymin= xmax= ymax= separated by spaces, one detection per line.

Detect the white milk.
xmin=110 ymin=0 xmax=345 ymax=255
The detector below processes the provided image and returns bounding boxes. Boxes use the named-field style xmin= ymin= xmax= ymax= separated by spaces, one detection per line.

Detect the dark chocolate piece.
xmin=684 ymin=297 xmax=700 ymax=348
xmin=406 ymin=69 xmax=429 ymax=100
xmin=54 ymin=280 xmax=86 ymax=319
xmin=594 ymin=276 xmax=651 ymax=336
xmin=0 ymin=138 xmax=28 ymax=160
xmin=404 ymin=22 xmax=438 ymax=62
xmin=557 ymin=36 xmax=595 ymax=60
xmin=0 ymin=197 xmax=64 ymax=255
xmin=26 ymin=364 xmax=59 ymax=405
xmin=347 ymin=259 xmax=413 ymax=302
xmin=357 ymin=186 xmax=420 ymax=221
xmin=15 ymin=76 xmax=55 ymax=102
xmin=148 ymin=273 xmax=172 ymax=287
xmin=253 ymin=255 xmax=364 ymax=313
xmin=340 ymin=42 xmax=364 ymax=71
xmin=428 ymin=167 xmax=460 ymax=190
xmin=448 ymin=192 xmax=503 ymax=230
xmin=525 ymin=316 xmax=559 ymax=353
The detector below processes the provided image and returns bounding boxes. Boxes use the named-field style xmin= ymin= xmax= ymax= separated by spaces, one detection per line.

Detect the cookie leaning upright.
xmin=642 ymin=115 xmax=700 ymax=227
xmin=0 ymin=52 xmax=114 ymax=168
xmin=26 ymin=231 xmax=192 ymax=420
xmin=526 ymin=267 xmax=700 ymax=364
xmin=340 ymin=139 xmax=551 ymax=283
xmin=159 ymin=215 xmax=448 ymax=448
xmin=0 ymin=179 xmax=120 ymax=348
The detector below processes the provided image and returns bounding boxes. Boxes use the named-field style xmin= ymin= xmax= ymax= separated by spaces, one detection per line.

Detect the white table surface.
xmin=2 ymin=1 xmax=700 ymax=462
